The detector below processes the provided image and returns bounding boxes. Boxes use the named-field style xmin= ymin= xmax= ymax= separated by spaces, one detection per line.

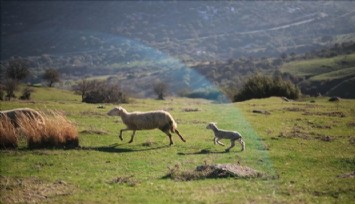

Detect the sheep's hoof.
xmin=128 ymin=140 xmax=133 ymax=143
xmin=169 ymin=142 xmax=174 ymax=146
xmin=119 ymin=136 xmax=123 ymax=141
xmin=225 ymin=149 xmax=230 ymax=152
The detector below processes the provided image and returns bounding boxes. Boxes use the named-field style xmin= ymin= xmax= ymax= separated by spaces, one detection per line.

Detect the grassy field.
xmin=1 ymin=87 xmax=354 ymax=203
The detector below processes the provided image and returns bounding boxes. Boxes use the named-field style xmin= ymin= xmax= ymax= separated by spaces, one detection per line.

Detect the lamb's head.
xmin=206 ymin=122 xmax=217 ymax=130
xmin=107 ymin=106 xmax=125 ymax=116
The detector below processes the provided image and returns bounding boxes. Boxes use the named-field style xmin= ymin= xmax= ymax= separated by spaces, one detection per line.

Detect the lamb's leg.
xmin=128 ymin=130 xmax=136 ymax=143
xmin=225 ymin=139 xmax=235 ymax=152
xmin=215 ymin=138 xmax=225 ymax=146
xmin=174 ymin=129 xmax=186 ymax=142
xmin=239 ymin=138 xmax=245 ymax=151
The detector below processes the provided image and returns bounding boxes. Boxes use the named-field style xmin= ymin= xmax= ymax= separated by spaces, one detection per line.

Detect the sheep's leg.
xmin=174 ymin=129 xmax=186 ymax=142
xmin=225 ymin=140 xmax=235 ymax=152
xmin=163 ymin=130 xmax=174 ymax=146
xmin=119 ymin=128 xmax=129 ymax=141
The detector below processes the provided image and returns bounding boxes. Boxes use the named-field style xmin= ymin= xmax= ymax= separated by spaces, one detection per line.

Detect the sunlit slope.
xmin=280 ymin=53 xmax=355 ymax=97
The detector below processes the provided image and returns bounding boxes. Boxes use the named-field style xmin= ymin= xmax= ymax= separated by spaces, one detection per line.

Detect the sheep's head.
xmin=206 ymin=122 xmax=217 ymax=130
xmin=107 ymin=107 xmax=125 ymax=116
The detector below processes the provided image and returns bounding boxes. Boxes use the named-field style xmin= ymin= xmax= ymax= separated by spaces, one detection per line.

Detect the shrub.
xmin=19 ymin=87 xmax=34 ymax=100
xmin=234 ymin=74 xmax=300 ymax=102
xmin=73 ymin=79 xmax=129 ymax=104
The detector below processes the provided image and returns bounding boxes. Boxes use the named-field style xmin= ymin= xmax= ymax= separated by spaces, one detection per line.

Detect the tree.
xmin=153 ymin=81 xmax=168 ymax=100
xmin=3 ymin=79 xmax=19 ymax=100
xmin=6 ymin=59 xmax=30 ymax=81
xmin=72 ymin=78 xmax=95 ymax=102
xmin=43 ymin=68 xmax=61 ymax=87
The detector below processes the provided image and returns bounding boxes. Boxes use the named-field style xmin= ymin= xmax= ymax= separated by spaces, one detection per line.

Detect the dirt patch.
xmin=252 ymin=110 xmax=271 ymax=115
xmin=182 ymin=107 xmax=200 ymax=112
xmin=337 ymin=171 xmax=355 ymax=178
xmin=0 ymin=176 xmax=73 ymax=203
xmin=303 ymin=111 xmax=346 ymax=118
xmin=347 ymin=122 xmax=355 ymax=127
xmin=283 ymin=107 xmax=306 ymax=112
xmin=307 ymin=121 xmax=332 ymax=129
xmin=142 ymin=140 xmax=158 ymax=147
xmin=108 ymin=176 xmax=138 ymax=187
xmin=163 ymin=163 xmax=263 ymax=181
xmin=349 ymin=137 xmax=355 ymax=145
xmin=278 ymin=126 xmax=333 ymax=142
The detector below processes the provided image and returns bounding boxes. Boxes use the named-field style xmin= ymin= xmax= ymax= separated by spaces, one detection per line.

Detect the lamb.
xmin=107 ymin=106 xmax=186 ymax=145
xmin=206 ymin=122 xmax=245 ymax=152
xmin=0 ymin=108 xmax=45 ymax=128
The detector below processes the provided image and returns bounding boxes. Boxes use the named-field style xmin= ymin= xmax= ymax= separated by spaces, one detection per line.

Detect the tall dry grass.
xmin=0 ymin=110 xmax=78 ymax=149
xmin=0 ymin=115 xmax=18 ymax=149
xmin=19 ymin=111 xmax=79 ymax=149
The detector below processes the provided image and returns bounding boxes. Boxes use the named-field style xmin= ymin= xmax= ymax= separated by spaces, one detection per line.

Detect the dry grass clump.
xmin=20 ymin=111 xmax=78 ymax=149
xmin=164 ymin=163 xmax=263 ymax=181
xmin=0 ymin=115 xmax=18 ymax=149
xmin=0 ymin=110 xmax=78 ymax=149
xmin=108 ymin=176 xmax=138 ymax=187
xmin=0 ymin=176 xmax=73 ymax=203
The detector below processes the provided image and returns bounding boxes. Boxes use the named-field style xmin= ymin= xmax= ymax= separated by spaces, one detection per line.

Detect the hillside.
xmin=2 ymin=1 xmax=355 ymax=61
xmin=1 ymin=1 xmax=355 ymax=99
xmin=280 ymin=53 xmax=355 ymax=98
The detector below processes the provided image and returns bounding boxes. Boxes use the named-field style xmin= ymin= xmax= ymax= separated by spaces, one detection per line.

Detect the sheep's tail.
xmin=169 ymin=118 xmax=177 ymax=133
xmin=169 ymin=116 xmax=186 ymax=142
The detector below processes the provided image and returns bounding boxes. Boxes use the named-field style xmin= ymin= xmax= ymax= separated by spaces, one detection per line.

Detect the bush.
xmin=73 ymin=79 xmax=129 ymax=104
xmin=20 ymin=87 xmax=34 ymax=100
xmin=234 ymin=74 xmax=300 ymax=102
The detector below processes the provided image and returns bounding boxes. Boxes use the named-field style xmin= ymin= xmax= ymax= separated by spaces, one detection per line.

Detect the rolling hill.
xmin=280 ymin=53 xmax=355 ymax=98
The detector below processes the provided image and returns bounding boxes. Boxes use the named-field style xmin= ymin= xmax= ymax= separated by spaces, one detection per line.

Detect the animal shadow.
xmin=177 ymin=149 xmax=227 ymax=155
xmin=81 ymin=143 xmax=169 ymax=153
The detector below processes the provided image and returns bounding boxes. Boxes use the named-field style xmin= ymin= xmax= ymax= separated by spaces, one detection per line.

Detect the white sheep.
xmin=206 ymin=122 xmax=245 ymax=152
xmin=0 ymin=108 xmax=45 ymax=127
xmin=107 ymin=106 xmax=186 ymax=145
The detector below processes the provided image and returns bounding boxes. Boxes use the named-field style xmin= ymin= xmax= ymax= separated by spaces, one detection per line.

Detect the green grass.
xmin=1 ymin=87 xmax=354 ymax=203
xmin=280 ymin=53 xmax=355 ymax=79
xmin=309 ymin=67 xmax=355 ymax=81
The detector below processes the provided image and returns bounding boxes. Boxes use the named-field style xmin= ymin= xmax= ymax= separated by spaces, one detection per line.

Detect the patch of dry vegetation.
xmin=164 ymin=163 xmax=264 ymax=181
xmin=108 ymin=176 xmax=138 ymax=187
xmin=0 ymin=115 xmax=18 ymax=149
xmin=0 ymin=176 xmax=73 ymax=203
xmin=0 ymin=111 xmax=78 ymax=149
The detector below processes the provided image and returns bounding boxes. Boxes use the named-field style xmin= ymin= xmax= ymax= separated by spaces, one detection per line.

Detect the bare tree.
xmin=6 ymin=59 xmax=30 ymax=81
xmin=3 ymin=79 xmax=18 ymax=100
